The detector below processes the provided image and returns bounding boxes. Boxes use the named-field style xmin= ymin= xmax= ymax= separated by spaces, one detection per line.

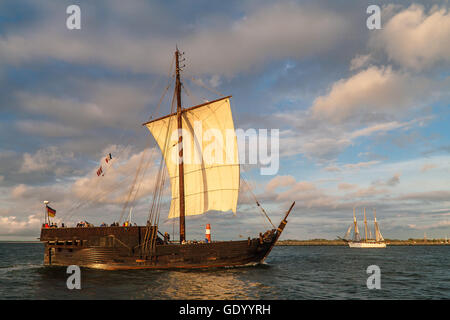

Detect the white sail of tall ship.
xmin=342 ymin=208 xmax=386 ymax=248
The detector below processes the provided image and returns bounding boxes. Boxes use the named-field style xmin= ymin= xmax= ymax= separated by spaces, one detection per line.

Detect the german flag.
xmin=46 ymin=205 xmax=56 ymax=217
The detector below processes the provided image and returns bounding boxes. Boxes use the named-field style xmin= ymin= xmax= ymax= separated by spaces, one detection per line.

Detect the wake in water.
xmin=0 ymin=264 xmax=43 ymax=274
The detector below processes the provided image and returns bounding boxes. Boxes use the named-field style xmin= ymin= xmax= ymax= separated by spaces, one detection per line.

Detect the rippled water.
xmin=0 ymin=243 xmax=448 ymax=299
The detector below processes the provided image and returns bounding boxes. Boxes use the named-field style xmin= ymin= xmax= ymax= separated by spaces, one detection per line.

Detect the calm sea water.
xmin=0 ymin=243 xmax=448 ymax=299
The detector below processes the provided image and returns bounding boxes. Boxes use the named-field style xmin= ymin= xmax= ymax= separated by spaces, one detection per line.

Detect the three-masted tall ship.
xmin=39 ymin=49 xmax=295 ymax=270
xmin=342 ymin=208 xmax=386 ymax=248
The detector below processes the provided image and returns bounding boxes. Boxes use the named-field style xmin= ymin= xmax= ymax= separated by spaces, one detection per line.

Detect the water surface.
xmin=0 ymin=243 xmax=448 ymax=299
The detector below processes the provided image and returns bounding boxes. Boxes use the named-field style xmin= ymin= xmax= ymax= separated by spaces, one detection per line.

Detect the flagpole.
xmin=44 ymin=201 xmax=49 ymax=225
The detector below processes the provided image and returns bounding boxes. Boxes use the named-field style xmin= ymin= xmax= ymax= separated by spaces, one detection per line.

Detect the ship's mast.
xmin=353 ymin=207 xmax=359 ymax=241
xmin=364 ymin=208 xmax=368 ymax=242
xmin=175 ymin=48 xmax=186 ymax=243
xmin=374 ymin=208 xmax=377 ymax=241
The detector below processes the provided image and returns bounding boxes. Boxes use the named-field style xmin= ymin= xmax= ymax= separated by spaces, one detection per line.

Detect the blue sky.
xmin=0 ymin=0 xmax=449 ymax=241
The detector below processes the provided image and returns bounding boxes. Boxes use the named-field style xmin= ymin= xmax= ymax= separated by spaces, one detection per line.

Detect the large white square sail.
xmin=145 ymin=97 xmax=239 ymax=218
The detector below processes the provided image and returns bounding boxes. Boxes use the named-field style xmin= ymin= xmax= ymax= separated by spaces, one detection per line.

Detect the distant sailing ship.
xmin=341 ymin=208 xmax=386 ymax=248
xmin=39 ymin=49 xmax=295 ymax=270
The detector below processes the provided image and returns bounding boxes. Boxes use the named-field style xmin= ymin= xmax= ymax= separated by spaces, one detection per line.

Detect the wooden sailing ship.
xmin=341 ymin=208 xmax=386 ymax=248
xmin=40 ymin=49 xmax=295 ymax=270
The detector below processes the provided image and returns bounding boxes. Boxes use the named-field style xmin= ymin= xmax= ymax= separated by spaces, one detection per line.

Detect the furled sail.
xmin=145 ymin=96 xmax=239 ymax=219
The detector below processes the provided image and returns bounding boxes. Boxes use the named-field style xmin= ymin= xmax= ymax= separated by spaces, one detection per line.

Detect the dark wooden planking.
xmin=40 ymin=227 xmax=278 ymax=270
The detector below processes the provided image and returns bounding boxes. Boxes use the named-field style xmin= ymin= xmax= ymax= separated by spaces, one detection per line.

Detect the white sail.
xmin=353 ymin=208 xmax=361 ymax=241
xmin=354 ymin=223 xmax=361 ymax=241
xmin=344 ymin=225 xmax=353 ymax=239
xmin=374 ymin=221 xmax=384 ymax=241
xmin=373 ymin=209 xmax=384 ymax=242
xmin=145 ymin=97 xmax=239 ymax=219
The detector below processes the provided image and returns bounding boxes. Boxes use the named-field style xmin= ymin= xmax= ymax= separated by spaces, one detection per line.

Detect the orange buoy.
xmin=205 ymin=224 xmax=211 ymax=243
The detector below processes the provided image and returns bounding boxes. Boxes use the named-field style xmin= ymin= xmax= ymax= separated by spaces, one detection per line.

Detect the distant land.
xmin=276 ymin=239 xmax=450 ymax=246
xmin=1 ymin=239 xmax=450 ymax=246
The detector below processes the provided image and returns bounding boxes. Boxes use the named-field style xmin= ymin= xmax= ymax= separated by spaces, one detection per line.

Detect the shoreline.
xmin=276 ymin=240 xmax=450 ymax=246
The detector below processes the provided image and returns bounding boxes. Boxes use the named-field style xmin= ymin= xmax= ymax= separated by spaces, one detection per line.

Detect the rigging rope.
xmin=142 ymin=85 xmax=176 ymax=256
xmin=181 ymin=82 xmax=206 ymax=106
xmin=63 ymin=55 xmax=176 ymax=225
xmin=119 ymin=56 xmax=176 ymax=224
xmin=118 ymin=147 xmax=149 ymax=224
xmin=240 ymin=173 xmax=275 ymax=229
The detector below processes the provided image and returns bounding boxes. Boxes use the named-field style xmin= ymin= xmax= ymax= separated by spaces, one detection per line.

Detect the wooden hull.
xmin=40 ymin=226 xmax=279 ymax=270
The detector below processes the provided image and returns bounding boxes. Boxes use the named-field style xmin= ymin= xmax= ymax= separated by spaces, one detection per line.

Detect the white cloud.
xmin=324 ymin=166 xmax=341 ymax=172
xmin=20 ymin=146 xmax=74 ymax=174
xmin=349 ymin=120 xmax=416 ymax=139
xmin=0 ymin=215 xmax=41 ymax=237
xmin=15 ymin=81 xmax=153 ymax=131
xmin=70 ymin=145 xmax=161 ymax=206
xmin=386 ymin=173 xmax=401 ymax=186
xmin=11 ymin=184 xmax=28 ymax=199
xmin=21 ymin=147 xmax=73 ymax=173
xmin=344 ymin=185 xmax=389 ymax=199
xmin=275 ymin=62 xmax=443 ymax=163
xmin=311 ymin=66 xmax=432 ymax=123
xmin=397 ymin=190 xmax=450 ymax=202
xmin=372 ymin=173 xmax=401 ymax=187
xmin=265 ymin=175 xmax=296 ymax=193
xmin=16 ymin=120 xmax=83 ymax=138
xmin=349 ymin=54 xmax=372 ymax=71
xmin=370 ymin=5 xmax=450 ymax=70
xmin=408 ymin=220 xmax=450 ymax=230
xmin=282 ymin=134 xmax=352 ymax=161
xmin=421 ymin=163 xmax=438 ymax=172
xmin=338 ymin=183 xmax=357 ymax=190
xmin=342 ymin=161 xmax=380 ymax=170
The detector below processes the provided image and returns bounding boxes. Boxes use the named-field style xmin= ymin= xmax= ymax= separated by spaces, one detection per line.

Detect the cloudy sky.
xmin=0 ymin=0 xmax=449 ymax=241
